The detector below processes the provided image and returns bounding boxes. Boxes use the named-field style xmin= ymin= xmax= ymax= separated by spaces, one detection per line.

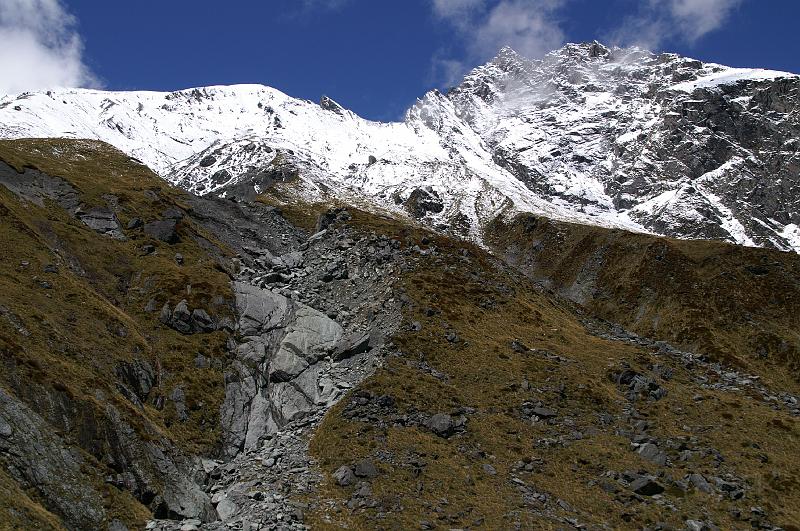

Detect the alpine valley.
xmin=0 ymin=42 xmax=799 ymax=530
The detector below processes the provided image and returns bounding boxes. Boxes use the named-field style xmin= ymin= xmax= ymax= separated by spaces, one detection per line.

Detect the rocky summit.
xmin=0 ymin=43 xmax=799 ymax=531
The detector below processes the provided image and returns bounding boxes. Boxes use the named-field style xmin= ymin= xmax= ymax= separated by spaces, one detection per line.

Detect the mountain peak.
xmin=1 ymin=44 xmax=798 ymax=253
xmin=496 ymin=45 xmax=521 ymax=58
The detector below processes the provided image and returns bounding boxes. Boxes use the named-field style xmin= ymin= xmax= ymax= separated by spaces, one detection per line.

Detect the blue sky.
xmin=1 ymin=0 xmax=798 ymax=121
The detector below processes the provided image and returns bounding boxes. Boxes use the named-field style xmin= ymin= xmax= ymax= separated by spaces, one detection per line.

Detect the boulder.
xmin=426 ymin=413 xmax=454 ymax=437
xmin=216 ymin=497 xmax=238 ymax=521
xmin=191 ymin=308 xmax=215 ymax=332
xmin=76 ymin=207 xmax=125 ymax=239
xmin=636 ymin=443 xmax=667 ymax=466
xmin=269 ymin=347 xmax=309 ymax=382
xmin=234 ymin=282 xmax=291 ymax=335
xmin=332 ymin=331 xmax=371 ymax=361
xmin=144 ymin=219 xmax=179 ymax=243
xmin=531 ymin=407 xmax=557 ymax=419
xmin=687 ymin=473 xmax=713 ymax=493
xmin=629 ymin=475 xmax=664 ymax=496
xmin=333 ymin=465 xmax=355 ymax=486
xmin=171 ymin=300 xmax=193 ymax=334
xmin=354 ymin=459 xmax=379 ymax=479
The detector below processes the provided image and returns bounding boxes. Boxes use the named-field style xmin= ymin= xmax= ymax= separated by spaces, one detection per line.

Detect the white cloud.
xmin=432 ymin=0 xmax=486 ymax=24
xmin=611 ymin=0 xmax=743 ymax=50
xmin=431 ymin=0 xmax=566 ymax=85
xmin=0 ymin=0 xmax=98 ymax=94
xmin=668 ymin=0 xmax=742 ymax=41
xmin=472 ymin=0 xmax=565 ymax=60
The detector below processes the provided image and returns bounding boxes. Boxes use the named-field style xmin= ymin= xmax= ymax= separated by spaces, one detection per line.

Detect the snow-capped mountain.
xmin=1 ymin=42 xmax=798 ymax=250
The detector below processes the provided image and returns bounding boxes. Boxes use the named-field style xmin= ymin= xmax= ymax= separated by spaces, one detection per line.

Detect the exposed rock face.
xmin=404 ymin=187 xmax=445 ymax=219
xmin=160 ymin=300 xmax=221 ymax=334
xmin=0 ymin=376 xmax=217 ymax=526
xmin=422 ymin=43 xmax=800 ymax=250
xmin=221 ymin=282 xmax=343 ymax=457
xmin=0 ymin=161 xmax=125 ymax=239
xmin=0 ymin=387 xmax=107 ymax=529
xmin=75 ymin=206 xmax=126 ymax=239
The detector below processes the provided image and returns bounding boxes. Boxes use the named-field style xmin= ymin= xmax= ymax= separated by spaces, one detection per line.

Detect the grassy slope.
xmin=0 ymin=139 xmax=235 ymax=527
xmin=305 ymin=211 xmax=800 ymax=530
xmin=487 ymin=214 xmax=800 ymax=394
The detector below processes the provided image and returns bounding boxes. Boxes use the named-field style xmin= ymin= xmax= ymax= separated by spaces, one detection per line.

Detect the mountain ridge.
xmin=1 ymin=42 xmax=798 ymax=251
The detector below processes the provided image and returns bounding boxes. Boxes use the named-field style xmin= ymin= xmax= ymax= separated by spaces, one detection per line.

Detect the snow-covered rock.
xmin=1 ymin=42 xmax=798 ymax=251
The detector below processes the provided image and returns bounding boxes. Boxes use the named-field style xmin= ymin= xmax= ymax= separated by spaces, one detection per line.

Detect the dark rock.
xmin=314 ymin=207 xmax=350 ymax=233
xmin=332 ymin=332 xmax=371 ymax=360
xmin=191 ymin=308 xmax=215 ymax=332
xmin=199 ymin=155 xmax=217 ymax=167
xmin=211 ymin=169 xmax=231 ymax=185
xmin=404 ymin=188 xmax=443 ymax=218
xmin=144 ymin=219 xmax=179 ymax=243
xmin=115 ymin=360 xmax=155 ymax=402
xmin=162 ymin=207 xmax=184 ymax=220
xmin=629 ymin=475 xmax=664 ymax=496
xmin=126 ymin=217 xmax=143 ymax=229
xmin=426 ymin=413 xmax=454 ymax=437
xmin=320 ymin=95 xmax=346 ymax=115
xmin=353 ymin=459 xmax=379 ymax=478
xmin=510 ymin=339 xmax=529 ymax=352
xmin=532 ymin=407 xmax=557 ymax=419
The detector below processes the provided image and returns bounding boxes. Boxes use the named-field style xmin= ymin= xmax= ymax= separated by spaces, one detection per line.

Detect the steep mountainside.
xmin=0 ymin=139 xmax=798 ymax=530
xmin=1 ymin=42 xmax=798 ymax=250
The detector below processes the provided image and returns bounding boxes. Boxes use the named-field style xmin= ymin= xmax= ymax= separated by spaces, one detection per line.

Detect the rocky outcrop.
xmin=221 ymin=282 xmax=343 ymax=457
xmin=75 ymin=206 xmax=125 ymax=239
xmin=0 ymin=161 xmax=125 ymax=239
xmin=159 ymin=300 xmax=224 ymax=334
xmin=0 ymin=387 xmax=107 ymax=529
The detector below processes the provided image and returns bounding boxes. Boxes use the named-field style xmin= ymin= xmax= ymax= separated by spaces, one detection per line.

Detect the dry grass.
xmin=308 ymin=212 xmax=800 ymax=529
xmin=487 ymin=214 xmax=800 ymax=395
